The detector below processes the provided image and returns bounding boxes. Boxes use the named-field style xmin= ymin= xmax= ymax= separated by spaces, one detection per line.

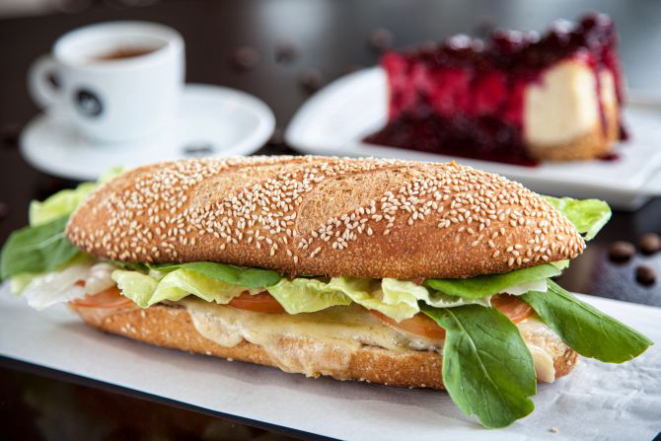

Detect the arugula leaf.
xmin=2 ymin=168 xmax=126 ymax=282
xmin=521 ymin=281 xmax=653 ymax=363
xmin=422 ymin=304 xmax=537 ymax=428
xmin=424 ymin=264 xmax=561 ymax=299
xmin=0 ymin=216 xmax=80 ymax=280
xmin=543 ymin=196 xmax=611 ymax=241
xmin=152 ymin=262 xmax=281 ymax=288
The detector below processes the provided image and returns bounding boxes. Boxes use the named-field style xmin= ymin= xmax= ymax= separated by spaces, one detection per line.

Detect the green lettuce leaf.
xmin=382 ymin=278 xmax=491 ymax=309
xmin=543 ymin=196 xmax=611 ymax=241
xmin=414 ymin=196 xmax=610 ymax=301
xmin=320 ymin=277 xmax=489 ymax=322
xmin=1 ymin=216 xmax=80 ymax=281
xmin=9 ymin=271 xmax=42 ymax=293
xmin=111 ymin=260 xmax=149 ymax=272
xmin=267 ymin=278 xmax=352 ymax=314
xmin=422 ymin=304 xmax=537 ymax=428
xmin=424 ymin=264 xmax=560 ymax=299
xmin=29 ymin=183 xmax=97 ymax=227
xmin=153 ymin=262 xmax=281 ymax=288
xmin=3 ymin=167 xmax=126 ymax=282
xmin=551 ymin=260 xmax=570 ymax=270
xmin=327 ymin=277 xmax=422 ymax=322
xmin=29 ymin=166 xmax=125 ymax=227
xmin=269 ymin=277 xmax=491 ymax=319
xmin=113 ymin=268 xmax=491 ymax=319
xmin=150 ymin=269 xmax=251 ymax=305
xmin=112 ymin=270 xmax=159 ymax=308
xmin=521 ymin=281 xmax=653 ymax=363
xmin=112 ymin=268 xmax=256 ymax=308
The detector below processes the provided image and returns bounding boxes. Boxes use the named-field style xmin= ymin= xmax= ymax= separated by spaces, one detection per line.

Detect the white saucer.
xmin=21 ymin=83 xmax=275 ymax=181
xmin=286 ymin=67 xmax=661 ymax=211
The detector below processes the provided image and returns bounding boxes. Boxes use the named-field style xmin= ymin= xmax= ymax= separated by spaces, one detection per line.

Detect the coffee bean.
xmin=182 ymin=143 xmax=215 ymax=157
xmin=635 ymin=265 xmax=656 ymax=286
xmin=0 ymin=123 xmax=20 ymax=148
xmin=0 ymin=202 xmax=9 ymax=220
xmin=608 ymin=241 xmax=635 ymax=263
xmin=639 ymin=233 xmax=661 ymax=256
xmin=368 ymin=28 xmax=394 ymax=52
xmin=275 ymin=41 xmax=299 ymax=63
xmin=299 ymin=68 xmax=324 ymax=93
xmin=231 ymin=47 xmax=260 ymax=71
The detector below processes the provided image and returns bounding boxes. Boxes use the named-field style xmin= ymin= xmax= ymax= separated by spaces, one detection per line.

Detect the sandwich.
xmin=0 ymin=156 xmax=651 ymax=428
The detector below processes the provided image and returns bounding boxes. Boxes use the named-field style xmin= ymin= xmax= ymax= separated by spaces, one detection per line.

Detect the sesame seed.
xmin=66 ymin=156 xmax=585 ymax=272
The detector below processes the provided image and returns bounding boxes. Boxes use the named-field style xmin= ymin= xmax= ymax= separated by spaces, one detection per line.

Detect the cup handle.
xmin=28 ymin=55 xmax=61 ymax=110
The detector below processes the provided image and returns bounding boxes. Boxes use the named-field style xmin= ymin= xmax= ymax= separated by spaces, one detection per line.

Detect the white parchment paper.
xmin=0 ymin=284 xmax=659 ymax=441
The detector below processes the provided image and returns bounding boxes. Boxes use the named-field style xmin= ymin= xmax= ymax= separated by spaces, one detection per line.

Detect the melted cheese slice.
xmin=182 ymin=298 xmax=564 ymax=382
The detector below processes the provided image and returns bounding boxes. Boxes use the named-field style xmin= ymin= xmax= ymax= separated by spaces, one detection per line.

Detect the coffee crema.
xmin=93 ymin=46 xmax=158 ymax=61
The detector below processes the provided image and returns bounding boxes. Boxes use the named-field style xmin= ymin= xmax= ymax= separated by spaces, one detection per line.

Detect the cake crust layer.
xmin=527 ymin=104 xmax=619 ymax=161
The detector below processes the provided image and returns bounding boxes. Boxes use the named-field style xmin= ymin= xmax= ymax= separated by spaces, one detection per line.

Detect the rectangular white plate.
xmin=286 ymin=68 xmax=661 ymax=211
xmin=0 ymin=284 xmax=660 ymax=441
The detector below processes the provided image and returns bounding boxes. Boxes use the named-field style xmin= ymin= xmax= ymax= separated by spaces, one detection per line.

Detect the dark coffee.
xmin=94 ymin=46 xmax=157 ymax=61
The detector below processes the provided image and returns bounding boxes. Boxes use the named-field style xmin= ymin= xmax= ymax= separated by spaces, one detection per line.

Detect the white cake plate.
xmin=286 ymin=68 xmax=661 ymax=211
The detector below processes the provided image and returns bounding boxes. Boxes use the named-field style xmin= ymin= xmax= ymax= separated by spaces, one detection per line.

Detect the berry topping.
xmin=364 ymin=14 xmax=623 ymax=165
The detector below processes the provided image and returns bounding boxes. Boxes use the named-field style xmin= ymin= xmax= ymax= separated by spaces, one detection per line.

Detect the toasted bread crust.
xmin=66 ymin=156 xmax=584 ymax=279
xmin=70 ymin=303 xmax=577 ymax=389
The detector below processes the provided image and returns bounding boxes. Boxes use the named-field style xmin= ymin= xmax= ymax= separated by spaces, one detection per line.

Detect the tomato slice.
xmin=71 ymin=286 xmax=135 ymax=309
xmin=370 ymin=294 xmax=533 ymax=339
xmin=370 ymin=310 xmax=446 ymax=340
xmin=491 ymin=294 xmax=533 ymax=324
xmin=227 ymin=291 xmax=286 ymax=314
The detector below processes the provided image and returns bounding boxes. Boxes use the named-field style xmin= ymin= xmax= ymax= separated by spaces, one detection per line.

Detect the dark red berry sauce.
xmin=363 ymin=13 xmax=623 ymax=166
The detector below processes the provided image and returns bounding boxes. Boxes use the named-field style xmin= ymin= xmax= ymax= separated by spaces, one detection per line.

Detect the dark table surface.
xmin=1 ymin=0 xmax=660 ymax=440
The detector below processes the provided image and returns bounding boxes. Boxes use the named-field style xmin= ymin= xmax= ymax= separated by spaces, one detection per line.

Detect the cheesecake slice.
xmin=364 ymin=14 xmax=625 ymax=165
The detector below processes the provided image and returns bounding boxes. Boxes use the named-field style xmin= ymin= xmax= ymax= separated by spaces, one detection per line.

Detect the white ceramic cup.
xmin=28 ymin=21 xmax=185 ymax=143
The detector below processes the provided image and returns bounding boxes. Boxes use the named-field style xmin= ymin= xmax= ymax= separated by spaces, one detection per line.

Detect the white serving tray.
xmin=0 ymin=284 xmax=659 ymax=441
xmin=286 ymin=68 xmax=661 ymax=211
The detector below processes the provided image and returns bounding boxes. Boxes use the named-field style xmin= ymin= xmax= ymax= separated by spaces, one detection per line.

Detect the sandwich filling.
xmin=0 ymin=168 xmax=652 ymax=429
xmin=184 ymin=299 xmax=564 ymax=383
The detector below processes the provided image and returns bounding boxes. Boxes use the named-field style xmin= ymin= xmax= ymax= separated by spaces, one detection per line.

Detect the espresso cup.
xmin=28 ymin=21 xmax=185 ymax=143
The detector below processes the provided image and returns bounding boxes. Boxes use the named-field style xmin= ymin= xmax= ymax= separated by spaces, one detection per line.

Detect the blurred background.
xmin=1 ymin=0 xmax=661 ymax=128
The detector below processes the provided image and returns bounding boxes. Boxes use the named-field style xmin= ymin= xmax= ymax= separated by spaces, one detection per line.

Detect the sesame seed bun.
xmin=66 ymin=156 xmax=585 ymax=279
